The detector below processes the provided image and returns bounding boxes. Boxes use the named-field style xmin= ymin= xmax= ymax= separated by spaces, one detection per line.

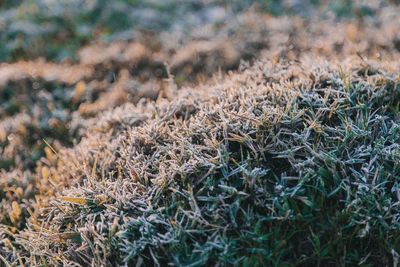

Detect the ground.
xmin=0 ymin=1 xmax=400 ymax=266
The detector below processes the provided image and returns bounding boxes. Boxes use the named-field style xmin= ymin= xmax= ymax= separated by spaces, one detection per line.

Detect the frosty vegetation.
xmin=1 ymin=1 xmax=400 ymax=266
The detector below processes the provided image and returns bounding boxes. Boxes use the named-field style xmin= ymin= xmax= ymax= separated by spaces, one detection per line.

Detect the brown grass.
xmin=1 ymin=5 xmax=400 ymax=266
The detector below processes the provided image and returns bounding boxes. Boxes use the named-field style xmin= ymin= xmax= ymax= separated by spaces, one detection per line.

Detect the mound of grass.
xmin=6 ymin=58 xmax=398 ymax=266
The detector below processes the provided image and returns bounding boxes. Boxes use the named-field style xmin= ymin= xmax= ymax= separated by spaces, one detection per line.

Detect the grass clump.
xmin=9 ymin=58 xmax=399 ymax=266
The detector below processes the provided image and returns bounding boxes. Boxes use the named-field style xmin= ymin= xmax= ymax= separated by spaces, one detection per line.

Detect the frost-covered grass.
xmin=1 ymin=1 xmax=400 ymax=266
xmin=11 ymin=58 xmax=400 ymax=266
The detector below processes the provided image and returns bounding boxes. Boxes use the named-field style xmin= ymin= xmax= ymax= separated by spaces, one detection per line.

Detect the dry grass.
xmin=1 ymin=57 xmax=398 ymax=266
xmin=1 ymin=3 xmax=400 ymax=267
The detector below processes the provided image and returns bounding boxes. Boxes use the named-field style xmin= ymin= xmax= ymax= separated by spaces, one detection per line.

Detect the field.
xmin=1 ymin=0 xmax=400 ymax=266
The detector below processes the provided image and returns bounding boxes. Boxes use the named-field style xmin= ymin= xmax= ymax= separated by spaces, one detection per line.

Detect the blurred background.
xmin=1 ymin=0 xmax=398 ymax=62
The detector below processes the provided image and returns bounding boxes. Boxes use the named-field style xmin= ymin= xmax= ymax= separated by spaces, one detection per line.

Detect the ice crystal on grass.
xmin=1 ymin=2 xmax=400 ymax=266
xmin=10 ymin=58 xmax=399 ymax=266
